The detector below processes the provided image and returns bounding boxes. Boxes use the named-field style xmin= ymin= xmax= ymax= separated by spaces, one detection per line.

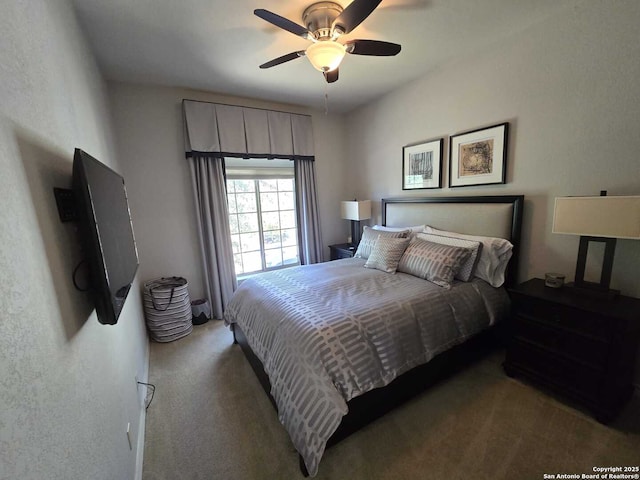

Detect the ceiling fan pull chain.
xmin=324 ymin=83 xmax=329 ymax=115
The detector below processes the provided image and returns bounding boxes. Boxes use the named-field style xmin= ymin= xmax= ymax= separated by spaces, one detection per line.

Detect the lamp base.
xmin=565 ymin=282 xmax=620 ymax=300
xmin=351 ymin=220 xmax=362 ymax=246
xmin=574 ymin=236 xmax=616 ymax=292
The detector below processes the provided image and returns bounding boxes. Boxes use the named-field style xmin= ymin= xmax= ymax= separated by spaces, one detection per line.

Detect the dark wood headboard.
xmin=381 ymin=195 xmax=524 ymax=287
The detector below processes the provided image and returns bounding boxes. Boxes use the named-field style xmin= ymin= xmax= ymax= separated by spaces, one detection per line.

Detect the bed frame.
xmin=232 ymin=195 xmax=524 ymax=476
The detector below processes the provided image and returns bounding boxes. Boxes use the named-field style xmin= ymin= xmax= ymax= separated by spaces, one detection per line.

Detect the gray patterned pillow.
xmin=355 ymin=226 xmax=410 ymax=259
xmin=364 ymin=236 xmax=411 ymax=273
xmin=397 ymin=237 xmax=473 ymax=288
xmin=416 ymin=233 xmax=482 ymax=282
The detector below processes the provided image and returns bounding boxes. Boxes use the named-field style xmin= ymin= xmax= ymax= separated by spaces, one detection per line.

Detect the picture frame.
xmin=449 ymin=122 xmax=509 ymax=187
xmin=402 ymin=138 xmax=443 ymax=190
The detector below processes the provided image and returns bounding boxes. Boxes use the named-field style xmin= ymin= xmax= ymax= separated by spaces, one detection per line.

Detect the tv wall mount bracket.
xmin=53 ymin=187 xmax=79 ymax=223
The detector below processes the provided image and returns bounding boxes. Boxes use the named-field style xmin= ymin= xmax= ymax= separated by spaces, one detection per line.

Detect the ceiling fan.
xmin=255 ymin=0 xmax=401 ymax=83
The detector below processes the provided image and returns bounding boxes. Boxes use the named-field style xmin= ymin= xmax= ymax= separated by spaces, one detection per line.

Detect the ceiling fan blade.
xmin=332 ymin=0 xmax=382 ymax=35
xmin=254 ymin=9 xmax=314 ymax=40
xmin=259 ymin=51 xmax=306 ymax=69
xmin=324 ymin=69 xmax=339 ymax=84
xmin=345 ymin=39 xmax=401 ymax=56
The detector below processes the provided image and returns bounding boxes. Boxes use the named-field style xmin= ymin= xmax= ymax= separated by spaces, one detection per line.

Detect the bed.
xmin=224 ymin=195 xmax=524 ymax=476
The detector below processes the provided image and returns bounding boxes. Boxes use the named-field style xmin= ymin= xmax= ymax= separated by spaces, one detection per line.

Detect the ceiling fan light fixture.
xmin=305 ymin=41 xmax=346 ymax=72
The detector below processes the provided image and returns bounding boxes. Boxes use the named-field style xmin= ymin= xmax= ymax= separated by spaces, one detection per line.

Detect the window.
xmin=226 ymin=172 xmax=299 ymax=277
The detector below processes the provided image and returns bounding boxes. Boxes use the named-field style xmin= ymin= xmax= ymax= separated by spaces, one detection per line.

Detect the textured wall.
xmin=0 ymin=1 xmax=149 ymax=478
xmin=344 ymin=1 xmax=640 ymax=385
xmin=108 ymin=83 xmax=347 ymax=302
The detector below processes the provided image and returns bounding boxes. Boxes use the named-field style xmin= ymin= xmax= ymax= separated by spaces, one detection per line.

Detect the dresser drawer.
xmin=513 ymin=314 xmax=609 ymax=368
xmin=507 ymin=340 xmax=602 ymax=401
xmin=329 ymin=244 xmax=355 ymax=260
xmin=512 ymin=294 xmax=611 ymax=340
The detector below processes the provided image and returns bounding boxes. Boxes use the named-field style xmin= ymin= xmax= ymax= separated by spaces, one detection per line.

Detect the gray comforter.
xmin=223 ymin=258 xmax=509 ymax=476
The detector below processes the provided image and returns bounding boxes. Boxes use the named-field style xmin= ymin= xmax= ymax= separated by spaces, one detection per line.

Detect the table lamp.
xmin=341 ymin=200 xmax=371 ymax=246
xmin=552 ymin=192 xmax=640 ymax=298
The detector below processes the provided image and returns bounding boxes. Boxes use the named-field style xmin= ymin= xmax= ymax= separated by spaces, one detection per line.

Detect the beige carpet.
xmin=142 ymin=321 xmax=640 ymax=480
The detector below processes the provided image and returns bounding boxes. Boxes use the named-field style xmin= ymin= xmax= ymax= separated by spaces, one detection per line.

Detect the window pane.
xmin=228 ymin=215 xmax=239 ymax=234
xmin=233 ymin=254 xmax=244 ymax=274
xmin=278 ymin=191 xmax=294 ymax=210
xmin=226 ymin=180 xmax=236 ymax=193
xmin=281 ymin=228 xmax=297 ymax=247
xmin=227 ymin=195 xmax=237 ymax=214
xmin=264 ymin=230 xmax=281 ymax=249
xmin=278 ymin=178 xmax=293 ymax=191
xmin=242 ymin=251 xmax=262 ymax=273
xmin=280 ymin=210 xmax=296 ymax=229
xmin=282 ymin=246 xmax=299 ymax=265
xmin=236 ymin=193 xmax=257 ymax=213
xmin=265 ymin=248 xmax=283 ymax=268
xmin=238 ymin=213 xmax=259 ymax=233
xmin=240 ymin=232 xmax=260 ymax=251
xmin=230 ymin=234 xmax=241 ymax=254
xmin=259 ymin=179 xmax=278 ymax=192
xmin=234 ymin=180 xmax=255 ymax=193
xmin=262 ymin=211 xmax=280 ymax=231
xmin=260 ymin=192 xmax=279 ymax=212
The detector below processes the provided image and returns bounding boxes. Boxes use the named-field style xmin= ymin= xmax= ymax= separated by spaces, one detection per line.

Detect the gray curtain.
xmin=182 ymin=99 xmax=321 ymax=315
xmin=189 ymin=156 xmax=237 ymax=319
xmin=295 ymin=159 xmax=323 ymax=264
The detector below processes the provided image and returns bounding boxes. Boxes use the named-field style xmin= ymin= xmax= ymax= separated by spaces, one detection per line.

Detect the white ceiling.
xmin=71 ymin=0 xmax=572 ymax=114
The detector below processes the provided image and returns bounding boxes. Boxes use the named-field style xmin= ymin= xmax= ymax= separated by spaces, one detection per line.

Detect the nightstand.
xmin=329 ymin=243 xmax=356 ymax=260
xmin=504 ymin=278 xmax=640 ymax=423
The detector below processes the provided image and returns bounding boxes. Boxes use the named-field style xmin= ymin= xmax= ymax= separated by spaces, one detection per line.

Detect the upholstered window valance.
xmin=182 ymin=99 xmax=314 ymax=160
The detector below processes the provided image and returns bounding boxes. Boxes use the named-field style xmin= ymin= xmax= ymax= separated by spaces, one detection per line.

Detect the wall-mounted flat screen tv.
xmin=73 ymin=148 xmax=139 ymax=325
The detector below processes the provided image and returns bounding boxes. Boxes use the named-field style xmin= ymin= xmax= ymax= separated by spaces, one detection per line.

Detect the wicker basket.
xmin=143 ymin=277 xmax=193 ymax=342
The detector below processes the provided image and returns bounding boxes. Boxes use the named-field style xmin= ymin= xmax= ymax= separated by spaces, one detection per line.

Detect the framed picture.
xmin=402 ymin=138 xmax=443 ymax=190
xmin=449 ymin=122 xmax=509 ymax=187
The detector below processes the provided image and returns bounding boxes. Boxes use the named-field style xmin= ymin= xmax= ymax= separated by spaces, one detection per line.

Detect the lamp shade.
xmin=553 ymin=195 xmax=640 ymax=240
xmin=306 ymin=41 xmax=346 ymax=72
xmin=341 ymin=200 xmax=371 ymax=221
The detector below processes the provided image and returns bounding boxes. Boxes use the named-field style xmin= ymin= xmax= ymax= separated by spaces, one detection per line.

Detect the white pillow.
xmin=423 ymin=226 xmax=513 ymax=288
xmin=416 ymin=233 xmax=482 ymax=282
xmin=372 ymin=224 xmax=425 ymax=237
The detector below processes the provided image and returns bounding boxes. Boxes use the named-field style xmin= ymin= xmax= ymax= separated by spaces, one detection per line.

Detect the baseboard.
xmin=135 ymin=407 xmax=147 ymax=480
xmin=135 ymin=340 xmax=150 ymax=480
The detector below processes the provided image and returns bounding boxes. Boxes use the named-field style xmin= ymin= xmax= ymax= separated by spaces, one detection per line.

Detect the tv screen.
xmin=73 ymin=148 xmax=139 ymax=325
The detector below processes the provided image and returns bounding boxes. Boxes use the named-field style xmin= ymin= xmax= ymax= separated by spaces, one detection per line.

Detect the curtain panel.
xmin=295 ymin=159 xmax=323 ymax=264
xmin=189 ymin=156 xmax=237 ymax=320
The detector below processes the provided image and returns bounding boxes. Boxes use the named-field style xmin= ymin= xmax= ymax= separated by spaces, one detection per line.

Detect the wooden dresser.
xmin=504 ymin=278 xmax=640 ymax=422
